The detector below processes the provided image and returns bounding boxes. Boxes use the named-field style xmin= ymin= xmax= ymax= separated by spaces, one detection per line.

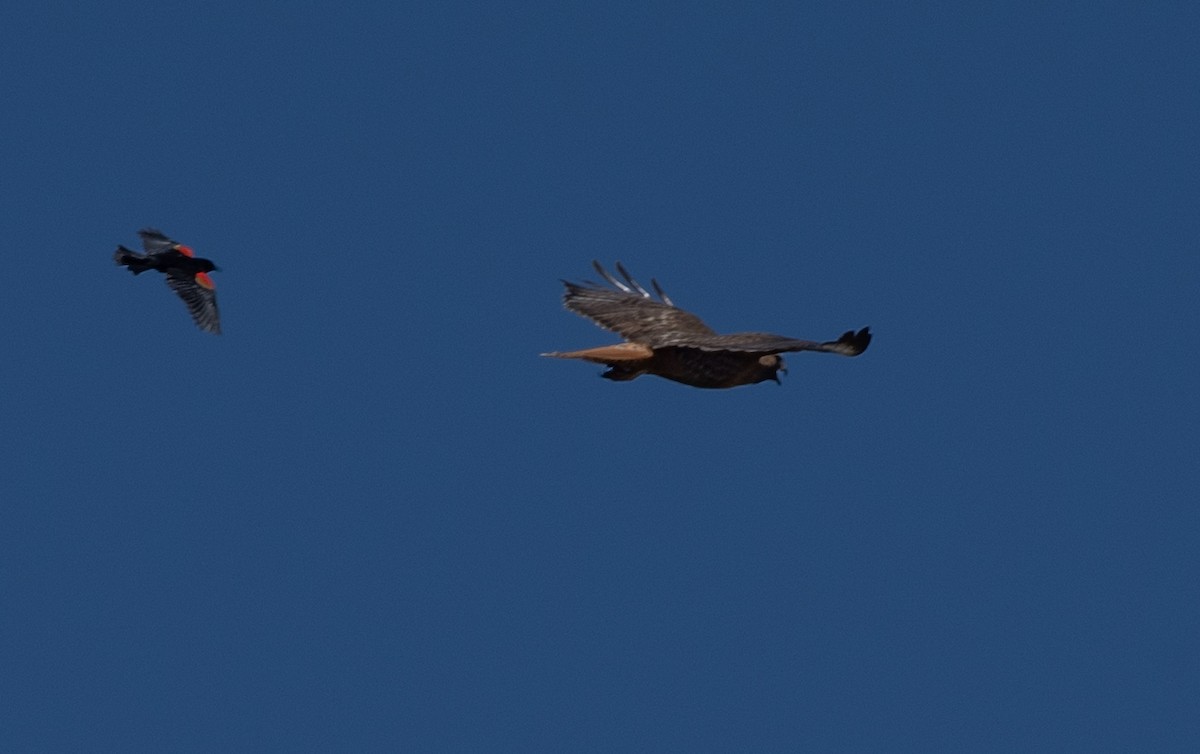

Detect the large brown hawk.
xmin=543 ymin=262 xmax=871 ymax=389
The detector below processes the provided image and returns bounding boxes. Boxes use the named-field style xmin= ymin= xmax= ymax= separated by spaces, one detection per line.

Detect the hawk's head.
xmin=756 ymin=354 xmax=786 ymax=385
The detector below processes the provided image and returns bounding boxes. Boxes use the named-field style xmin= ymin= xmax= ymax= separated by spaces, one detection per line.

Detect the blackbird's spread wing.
xmin=139 ymin=228 xmax=180 ymax=255
xmin=562 ymin=262 xmax=716 ymax=346
xmin=674 ymin=327 xmax=872 ymax=356
xmin=166 ymin=272 xmax=221 ymax=334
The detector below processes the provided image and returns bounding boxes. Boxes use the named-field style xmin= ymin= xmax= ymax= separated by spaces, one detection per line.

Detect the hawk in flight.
xmin=544 ymin=262 xmax=871 ymax=389
xmin=114 ymin=228 xmax=221 ymax=334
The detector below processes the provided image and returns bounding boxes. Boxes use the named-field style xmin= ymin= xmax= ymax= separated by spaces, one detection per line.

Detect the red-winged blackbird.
xmin=114 ymin=228 xmax=221 ymax=334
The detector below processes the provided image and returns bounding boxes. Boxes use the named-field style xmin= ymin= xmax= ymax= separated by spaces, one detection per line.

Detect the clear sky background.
xmin=1 ymin=1 xmax=1197 ymax=751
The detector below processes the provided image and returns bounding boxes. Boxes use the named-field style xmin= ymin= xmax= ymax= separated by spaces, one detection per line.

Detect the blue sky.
xmin=1 ymin=1 xmax=1198 ymax=750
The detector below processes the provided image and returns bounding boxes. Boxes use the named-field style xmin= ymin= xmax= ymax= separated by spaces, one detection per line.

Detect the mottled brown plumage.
xmin=543 ymin=262 xmax=871 ymax=389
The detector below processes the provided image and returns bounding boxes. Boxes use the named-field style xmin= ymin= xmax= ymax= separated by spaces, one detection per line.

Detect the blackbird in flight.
xmin=114 ymin=228 xmax=221 ymax=334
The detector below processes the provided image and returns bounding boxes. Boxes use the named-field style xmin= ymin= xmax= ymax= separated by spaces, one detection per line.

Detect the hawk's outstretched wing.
xmin=562 ymin=261 xmax=716 ymax=346
xmin=668 ymin=327 xmax=872 ymax=356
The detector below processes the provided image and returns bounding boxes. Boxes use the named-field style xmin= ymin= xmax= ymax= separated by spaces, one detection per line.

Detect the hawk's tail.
xmin=541 ymin=343 xmax=654 ymax=363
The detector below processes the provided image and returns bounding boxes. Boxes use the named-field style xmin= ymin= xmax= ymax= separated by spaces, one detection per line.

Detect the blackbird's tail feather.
xmin=114 ymin=246 xmax=154 ymax=274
